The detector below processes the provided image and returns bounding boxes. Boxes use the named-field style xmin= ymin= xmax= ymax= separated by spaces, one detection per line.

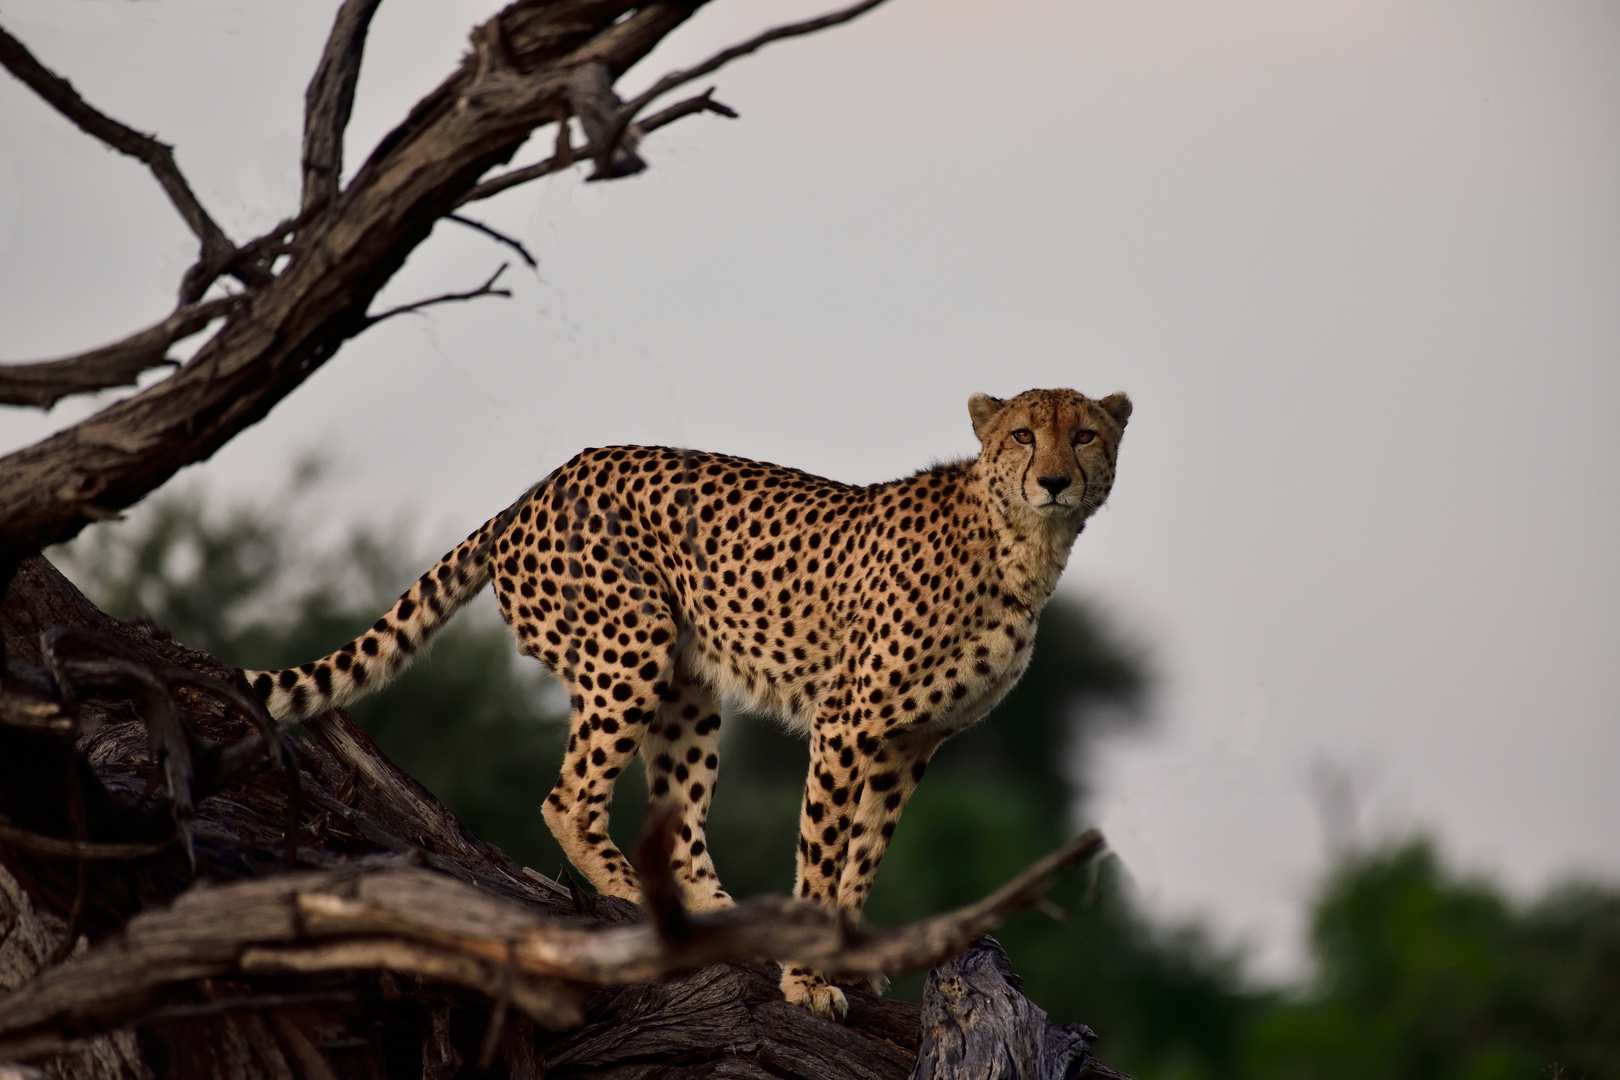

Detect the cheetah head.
xmin=969 ymin=387 xmax=1132 ymax=527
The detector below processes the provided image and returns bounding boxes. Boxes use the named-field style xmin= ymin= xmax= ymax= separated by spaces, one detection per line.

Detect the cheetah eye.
xmin=1012 ymin=429 xmax=1034 ymax=445
xmin=1073 ymin=431 xmax=1096 ymax=446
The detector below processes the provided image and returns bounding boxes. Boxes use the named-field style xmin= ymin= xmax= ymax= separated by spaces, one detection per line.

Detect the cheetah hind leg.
xmin=639 ymin=667 xmax=733 ymax=913
xmin=539 ymin=637 xmax=690 ymax=906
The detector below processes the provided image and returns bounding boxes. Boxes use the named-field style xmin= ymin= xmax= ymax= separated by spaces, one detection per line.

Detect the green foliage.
xmin=1243 ymin=841 xmax=1620 ymax=1080
xmin=56 ymin=485 xmax=1620 ymax=1080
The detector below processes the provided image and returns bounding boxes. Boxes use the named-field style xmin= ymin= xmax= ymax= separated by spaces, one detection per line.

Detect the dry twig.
xmin=596 ymin=0 xmax=891 ymax=173
xmin=446 ymin=215 xmax=539 ymax=268
xmin=367 ymin=264 xmax=513 ymax=324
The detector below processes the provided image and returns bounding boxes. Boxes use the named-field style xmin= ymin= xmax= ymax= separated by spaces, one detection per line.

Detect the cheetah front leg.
xmin=779 ymin=714 xmax=867 ymax=1020
xmin=831 ymin=726 xmax=943 ymax=994
xmin=779 ymin=723 xmax=945 ymax=1015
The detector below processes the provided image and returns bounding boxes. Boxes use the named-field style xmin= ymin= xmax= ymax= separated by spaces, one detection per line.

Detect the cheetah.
xmin=247 ymin=387 xmax=1131 ymax=1019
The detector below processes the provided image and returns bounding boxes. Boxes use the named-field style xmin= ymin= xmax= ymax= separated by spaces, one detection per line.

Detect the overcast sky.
xmin=3 ymin=0 xmax=1616 ymax=980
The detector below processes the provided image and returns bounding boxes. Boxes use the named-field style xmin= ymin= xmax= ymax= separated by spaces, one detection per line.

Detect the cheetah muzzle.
xmin=246 ymin=387 xmax=1131 ymax=1020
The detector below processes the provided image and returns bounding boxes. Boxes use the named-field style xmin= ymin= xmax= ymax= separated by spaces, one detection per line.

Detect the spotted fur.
xmin=245 ymin=387 xmax=1131 ymax=1019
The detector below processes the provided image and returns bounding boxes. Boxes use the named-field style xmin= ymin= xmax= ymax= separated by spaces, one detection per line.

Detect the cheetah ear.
xmin=968 ymin=393 xmax=1006 ymax=443
xmin=1097 ymin=392 xmax=1133 ymax=428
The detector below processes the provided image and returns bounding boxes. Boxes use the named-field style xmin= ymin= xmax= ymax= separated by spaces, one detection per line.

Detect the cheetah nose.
xmin=1036 ymin=475 xmax=1070 ymax=497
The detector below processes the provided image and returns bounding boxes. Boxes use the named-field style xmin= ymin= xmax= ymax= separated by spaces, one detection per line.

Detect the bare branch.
xmin=0 ymin=297 xmax=236 ymax=410
xmin=0 ymin=831 xmax=1103 ymax=1055
xmin=458 ymin=88 xmax=736 ymax=207
xmin=597 ymin=0 xmax=889 ymax=172
xmin=637 ymin=86 xmax=740 ymax=131
xmin=302 ymin=0 xmax=385 ymax=214
xmin=367 ymin=264 xmax=511 ymax=325
xmin=0 ymin=23 xmax=238 ymax=272
xmin=447 ymin=214 xmax=538 ymax=268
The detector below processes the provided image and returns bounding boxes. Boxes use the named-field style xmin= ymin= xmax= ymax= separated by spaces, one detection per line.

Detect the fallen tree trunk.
xmin=0 ymin=558 xmax=1131 ymax=1079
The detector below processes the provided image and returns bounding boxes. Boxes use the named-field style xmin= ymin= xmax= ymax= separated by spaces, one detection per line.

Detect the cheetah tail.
xmin=242 ymin=476 xmax=550 ymax=722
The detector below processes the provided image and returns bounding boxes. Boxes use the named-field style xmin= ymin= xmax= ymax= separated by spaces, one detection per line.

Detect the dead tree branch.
xmin=0 ymin=24 xmax=266 ymax=295
xmin=0 ymin=297 xmax=235 ymax=410
xmin=459 ymin=88 xmax=737 ymax=206
xmin=0 ymin=0 xmax=869 ymax=586
xmin=367 ymin=264 xmax=512 ymax=324
xmin=446 ymin=215 xmax=539 ymax=268
xmin=0 ymin=0 xmax=699 ymax=578
xmin=597 ymin=0 xmax=890 ymax=174
xmin=0 ymin=831 xmax=1097 ymax=1059
xmin=302 ymin=0 xmax=385 ymax=215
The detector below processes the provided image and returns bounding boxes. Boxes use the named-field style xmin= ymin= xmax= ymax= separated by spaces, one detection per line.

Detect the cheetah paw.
xmin=780 ymin=967 xmax=848 ymax=1021
xmin=683 ymin=889 xmax=735 ymax=914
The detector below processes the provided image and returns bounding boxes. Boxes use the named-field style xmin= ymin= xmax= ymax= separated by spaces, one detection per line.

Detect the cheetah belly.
xmin=680 ymin=626 xmax=833 ymax=736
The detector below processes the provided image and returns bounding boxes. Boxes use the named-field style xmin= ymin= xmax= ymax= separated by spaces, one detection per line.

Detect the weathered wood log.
xmin=911 ymin=936 xmax=1134 ymax=1080
xmin=0 ymin=558 xmax=1131 ymax=1079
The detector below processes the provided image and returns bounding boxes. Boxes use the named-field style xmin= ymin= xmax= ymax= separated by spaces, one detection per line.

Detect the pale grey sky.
xmin=3 ymin=0 xmax=1617 ymax=980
